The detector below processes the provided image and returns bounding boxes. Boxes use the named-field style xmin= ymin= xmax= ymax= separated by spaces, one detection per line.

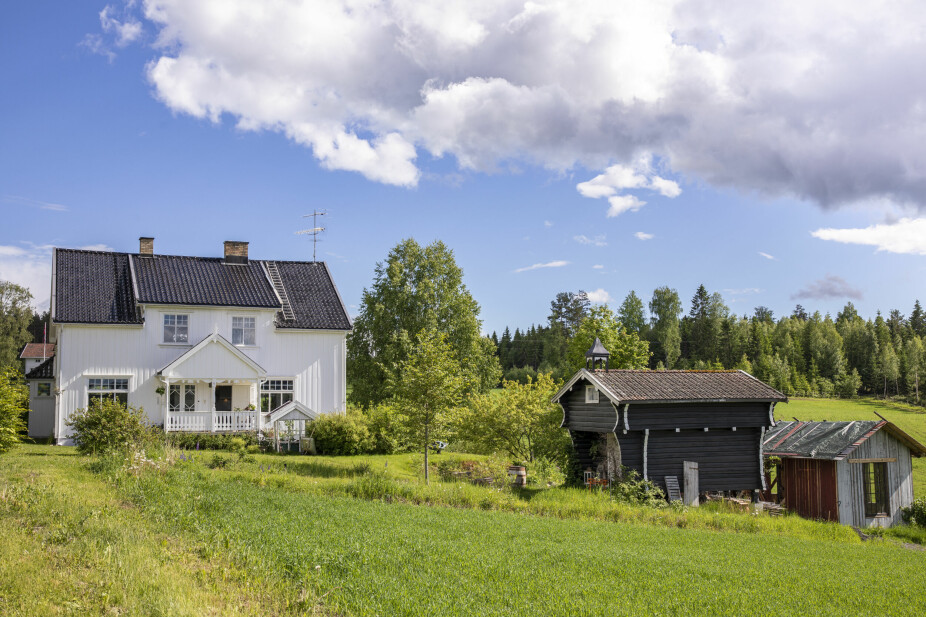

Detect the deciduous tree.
xmin=0 ymin=281 xmax=33 ymax=369
xmin=566 ymin=304 xmax=649 ymax=370
xmin=347 ymin=239 xmax=499 ymax=405
xmin=391 ymin=330 xmax=465 ymax=483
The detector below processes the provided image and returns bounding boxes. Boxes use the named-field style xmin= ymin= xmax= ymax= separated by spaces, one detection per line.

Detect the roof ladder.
xmin=265 ymin=261 xmax=296 ymax=322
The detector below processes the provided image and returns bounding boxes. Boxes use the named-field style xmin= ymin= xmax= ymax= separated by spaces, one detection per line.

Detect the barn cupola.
xmin=586 ymin=338 xmax=610 ymax=370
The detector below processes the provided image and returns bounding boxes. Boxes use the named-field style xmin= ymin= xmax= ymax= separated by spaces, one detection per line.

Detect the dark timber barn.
xmin=552 ymin=341 xmax=787 ymax=498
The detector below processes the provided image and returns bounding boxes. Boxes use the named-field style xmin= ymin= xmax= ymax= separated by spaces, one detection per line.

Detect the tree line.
xmin=493 ymin=286 xmax=926 ymax=405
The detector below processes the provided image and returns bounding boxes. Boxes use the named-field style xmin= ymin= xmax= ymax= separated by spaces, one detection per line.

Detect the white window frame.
xmin=260 ymin=379 xmax=294 ymax=413
xmin=585 ymin=384 xmax=599 ymax=404
xmin=169 ymin=384 xmax=196 ymax=412
xmin=232 ymin=316 xmax=257 ymax=346
xmin=163 ymin=313 xmax=190 ymax=344
xmin=87 ymin=377 xmax=129 ymax=408
xmin=36 ymin=382 xmax=52 ymax=397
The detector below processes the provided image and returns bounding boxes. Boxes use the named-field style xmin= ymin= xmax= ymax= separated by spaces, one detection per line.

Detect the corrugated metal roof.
xmin=765 ymin=420 xmax=926 ymax=459
xmin=588 ymin=369 xmax=787 ymax=403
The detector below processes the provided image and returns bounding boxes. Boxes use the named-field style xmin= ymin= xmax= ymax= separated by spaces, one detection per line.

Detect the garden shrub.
xmin=165 ymin=432 xmax=259 ymax=451
xmin=524 ymin=457 xmax=566 ymax=487
xmin=66 ymin=398 xmax=155 ymax=455
xmin=311 ymin=409 xmax=373 ymax=455
xmin=360 ymin=403 xmax=410 ymax=454
xmin=901 ymin=497 xmax=926 ymax=527
xmin=611 ymin=468 xmax=667 ymax=508
xmin=0 ymin=366 xmax=27 ymax=454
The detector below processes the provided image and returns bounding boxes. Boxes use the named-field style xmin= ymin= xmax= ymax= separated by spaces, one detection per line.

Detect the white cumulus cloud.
xmin=758 ymin=252 xmax=777 ymax=260
xmin=811 ymin=218 xmax=926 ymax=255
xmin=574 ymin=234 xmax=607 ymax=247
xmin=97 ymin=0 xmax=926 ymax=211
xmin=0 ymin=244 xmax=54 ymax=308
xmin=513 ymin=260 xmax=569 ymax=273
xmin=634 ymin=232 xmax=654 ymax=241
xmin=586 ymin=288 xmax=613 ymax=303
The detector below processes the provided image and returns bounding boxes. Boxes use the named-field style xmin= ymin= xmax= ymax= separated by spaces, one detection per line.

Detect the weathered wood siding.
xmin=561 ymin=385 xmax=617 ymax=433
xmin=781 ymin=458 xmax=839 ymax=522
xmin=836 ymin=430 xmax=915 ymax=528
xmin=626 ymin=402 xmax=771 ymax=431
xmin=645 ymin=428 xmax=763 ymax=493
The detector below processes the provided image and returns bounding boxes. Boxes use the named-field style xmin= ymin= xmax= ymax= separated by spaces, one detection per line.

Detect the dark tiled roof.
xmin=54 ymin=249 xmax=140 ymax=324
xmin=275 ymin=261 xmax=352 ymax=330
xmin=133 ymin=255 xmax=279 ymax=308
xmin=590 ymin=370 xmax=788 ymax=403
xmin=26 ymin=356 xmax=54 ymax=379
xmin=765 ymin=420 xmax=926 ymax=459
xmin=53 ymin=248 xmax=351 ymax=331
xmin=19 ymin=343 xmax=55 ymax=359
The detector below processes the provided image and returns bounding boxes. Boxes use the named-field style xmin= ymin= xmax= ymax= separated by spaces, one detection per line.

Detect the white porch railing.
xmin=165 ymin=410 xmax=259 ymax=433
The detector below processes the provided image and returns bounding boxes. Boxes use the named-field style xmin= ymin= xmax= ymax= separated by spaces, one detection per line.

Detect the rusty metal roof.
xmin=764 ymin=420 xmax=926 ymax=459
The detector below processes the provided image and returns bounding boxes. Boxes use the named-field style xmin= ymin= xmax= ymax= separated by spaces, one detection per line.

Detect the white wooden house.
xmin=47 ymin=237 xmax=352 ymax=445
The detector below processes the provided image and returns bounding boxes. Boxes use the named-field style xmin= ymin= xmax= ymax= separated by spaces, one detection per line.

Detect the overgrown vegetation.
xmin=0 ymin=366 xmax=27 ymax=454
xmin=902 ymin=497 xmax=926 ymax=527
xmin=65 ymin=398 xmax=156 ymax=456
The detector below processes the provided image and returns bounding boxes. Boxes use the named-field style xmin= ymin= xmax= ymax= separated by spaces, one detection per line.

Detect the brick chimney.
xmin=139 ymin=237 xmax=154 ymax=256
xmin=224 ymin=240 xmax=249 ymax=265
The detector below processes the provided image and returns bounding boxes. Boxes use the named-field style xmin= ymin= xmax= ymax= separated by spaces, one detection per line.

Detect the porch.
xmin=159 ymin=332 xmax=267 ymax=434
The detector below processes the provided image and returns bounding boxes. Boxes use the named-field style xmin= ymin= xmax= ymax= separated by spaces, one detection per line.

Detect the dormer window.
xmin=163 ymin=314 xmax=189 ymax=343
xmin=585 ymin=385 xmax=599 ymax=403
xmin=232 ymin=316 xmax=256 ymax=346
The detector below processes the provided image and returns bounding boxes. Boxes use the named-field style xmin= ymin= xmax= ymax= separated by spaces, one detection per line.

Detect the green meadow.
xmin=3 ymin=432 xmax=926 ymax=616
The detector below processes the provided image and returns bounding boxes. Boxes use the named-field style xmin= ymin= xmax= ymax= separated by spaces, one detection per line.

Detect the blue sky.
xmin=2 ymin=1 xmax=925 ymax=335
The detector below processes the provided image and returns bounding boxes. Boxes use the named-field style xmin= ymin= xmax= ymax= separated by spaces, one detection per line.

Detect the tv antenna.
xmin=295 ymin=210 xmax=326 ymax=262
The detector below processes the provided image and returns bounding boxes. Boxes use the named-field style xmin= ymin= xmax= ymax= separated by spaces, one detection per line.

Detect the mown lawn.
xmin=3 ymin=445 xmax=926 ymax=616
xmin=784 ymin=397 xmax=926 ymax=496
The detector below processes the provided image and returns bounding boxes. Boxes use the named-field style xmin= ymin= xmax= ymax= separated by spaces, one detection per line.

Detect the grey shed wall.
xmin=836 ymin=430 xmax=915 ymax=528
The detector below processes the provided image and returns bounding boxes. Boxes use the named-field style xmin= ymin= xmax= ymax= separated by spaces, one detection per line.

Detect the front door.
xmin=215 ymin=385 xmax=233 ymax=411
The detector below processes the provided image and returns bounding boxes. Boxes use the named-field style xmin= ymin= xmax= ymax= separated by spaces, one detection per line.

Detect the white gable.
xmin=267 ymin=400 xmax=318 ymax=423
xmin=160 ymin=333 xmax=266 ymax=381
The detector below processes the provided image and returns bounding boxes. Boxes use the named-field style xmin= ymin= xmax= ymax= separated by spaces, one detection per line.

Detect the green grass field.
xmin=3 ymin=442 xmax=926 ymax=616
xmin=783 ymin=397 xmax=926 ymax=496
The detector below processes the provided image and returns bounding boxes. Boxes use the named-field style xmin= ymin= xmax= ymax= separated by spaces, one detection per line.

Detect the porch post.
xmin=164 ymin=378 xmax=170 ymax=432
xmin=211 ymin=379 xmax=216 ymax=433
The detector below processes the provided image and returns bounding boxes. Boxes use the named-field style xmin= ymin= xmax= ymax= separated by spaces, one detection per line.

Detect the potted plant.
xmin=155 ymin=385 xmax=165 ymax=396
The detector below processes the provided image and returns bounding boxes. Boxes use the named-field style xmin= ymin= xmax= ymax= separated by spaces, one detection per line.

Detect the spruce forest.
xmin=492 ymin=286 xmax=926 ymax=406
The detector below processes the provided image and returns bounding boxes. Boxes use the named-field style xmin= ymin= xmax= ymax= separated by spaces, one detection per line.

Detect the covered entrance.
xmin=158 ymin=332 xmax=267 ymax=433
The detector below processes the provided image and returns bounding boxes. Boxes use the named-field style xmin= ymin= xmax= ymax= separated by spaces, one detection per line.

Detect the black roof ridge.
xmin=57 ymin=246 xmax=331 ymax=265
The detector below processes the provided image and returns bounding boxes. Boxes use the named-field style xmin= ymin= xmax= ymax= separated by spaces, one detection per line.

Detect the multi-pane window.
xmin=863 ymin=462 xmax=889 ymax=517
xmin=169 ymin=384 xmax=196 ymax=412
xmin=163 ymin=314 xmax=189 ymax=343
xmin=585 ymin=385 xmax=599 ymax=404
xmin=37 ymin=382 xmax=51 ymax=397
xmin=87 ymin=378 xmax=128 ymax=408
xmin=261 ymin=379 xmax=294 ymax=413
xmin=232 ymin=316 xmax=256 ymax=346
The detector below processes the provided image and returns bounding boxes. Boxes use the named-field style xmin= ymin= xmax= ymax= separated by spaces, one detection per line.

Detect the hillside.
xmin=2 ymin=445 xmax=925 ymax=616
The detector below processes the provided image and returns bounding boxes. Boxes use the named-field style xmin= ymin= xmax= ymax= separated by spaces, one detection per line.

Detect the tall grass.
xmin=124 ymin=461 xmax=926 ymax=617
